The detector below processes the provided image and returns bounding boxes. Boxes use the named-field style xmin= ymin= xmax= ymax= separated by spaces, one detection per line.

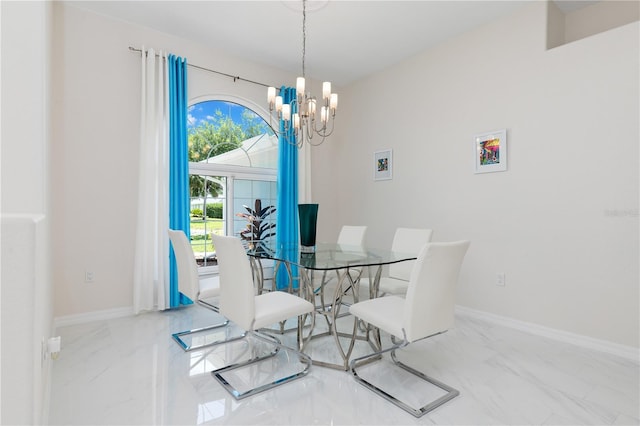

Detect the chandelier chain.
xmin=302 ymin=0 xmax=306 ymax=79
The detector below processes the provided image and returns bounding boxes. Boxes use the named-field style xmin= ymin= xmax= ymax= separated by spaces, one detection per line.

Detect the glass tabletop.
xmin=245 ymin=241 xmax=416 ymax=271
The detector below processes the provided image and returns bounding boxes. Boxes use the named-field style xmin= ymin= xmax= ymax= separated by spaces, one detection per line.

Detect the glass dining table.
xmin=245 ymin=241 xmax=417 ymax=370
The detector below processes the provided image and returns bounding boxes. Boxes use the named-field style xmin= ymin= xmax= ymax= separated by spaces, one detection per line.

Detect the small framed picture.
xmin=474 ymin=129 xmax=507 ymax=174
xmin=374 ymin=149 xmax=393 ymax=181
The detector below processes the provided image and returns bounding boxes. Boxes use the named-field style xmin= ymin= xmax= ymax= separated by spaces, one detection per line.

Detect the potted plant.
xmin=236 ymin=199 xmax=276 ymax=253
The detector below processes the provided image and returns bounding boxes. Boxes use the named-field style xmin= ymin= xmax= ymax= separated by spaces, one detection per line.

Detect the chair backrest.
xmin=337 ymin=225 xmax=368 ymax=246
xmin=168 ymin=229 xmax=200 ymax=302
xmin=388 ymin=228 xmax=433 ymax=281
xmin=211 ymin=234 xmax=256 ymax=330
xmin=403 ymin=241 xmax=470 ymax=342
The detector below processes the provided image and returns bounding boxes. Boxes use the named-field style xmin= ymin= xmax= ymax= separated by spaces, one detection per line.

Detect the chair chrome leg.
xmin=389 ymin=349 xmax=460 ymax=416
xmin=212 ymin=326 xmax=312 ymax=400
xmin=172 ymin=321 xmax=247 ymax=352
xmin=172 ymin=298 xmax=248 ymax=351
xmin=197 ymin=299 xmax=220 ymax=312
xmin=349 ymin=343 xmax=459 ymax=418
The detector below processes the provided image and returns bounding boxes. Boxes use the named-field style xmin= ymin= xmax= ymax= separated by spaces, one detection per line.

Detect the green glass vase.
xmin=298 ymin=203 xmax=319 ymax=253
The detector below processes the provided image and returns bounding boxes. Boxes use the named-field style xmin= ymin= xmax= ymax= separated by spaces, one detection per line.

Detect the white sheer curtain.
xmin=133 ymin=47 xmax=170 ymax=314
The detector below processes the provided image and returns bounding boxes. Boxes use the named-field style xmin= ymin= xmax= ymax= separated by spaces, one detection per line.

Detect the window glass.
xmin=189 ymin=175 xmax=226 ymax=267
xmin=188 ymin=100 xmax=277 ymax=169
xmin=187 ymin=100 xmax=277 ymax=269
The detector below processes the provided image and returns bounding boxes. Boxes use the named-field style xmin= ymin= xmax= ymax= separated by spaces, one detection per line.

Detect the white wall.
xmin=51 ymin=3 xmax=298 ymax=318
xmin=315 ymin=2 xmax=639 ymax=348
xmin=1 ymin=215 xmax=51 ymax=425
xmin=1 ymin=1 xmax=54 ymax=424
xmin=1 ymin=1 xmax=50 ymax=215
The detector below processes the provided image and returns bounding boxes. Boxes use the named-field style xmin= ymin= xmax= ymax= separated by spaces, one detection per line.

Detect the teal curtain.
xmin=275 ymin=86 xmax=299 ymax=290
xmin=168 ymin=54 xmax=191 ymax=307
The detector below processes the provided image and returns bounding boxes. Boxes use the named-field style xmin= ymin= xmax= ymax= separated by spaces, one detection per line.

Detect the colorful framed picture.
xmin=374 ymin=149 xmax=393 ymax=181
xmin=474 ymin=129 xmax=507 ymax=174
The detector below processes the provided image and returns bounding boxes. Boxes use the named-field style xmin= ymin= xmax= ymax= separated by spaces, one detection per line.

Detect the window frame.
xmin=187 ymin=95 xmax=277 ymax=276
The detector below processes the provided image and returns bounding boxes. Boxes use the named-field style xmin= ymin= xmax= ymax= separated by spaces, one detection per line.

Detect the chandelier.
xmin=267 ymin=0 xmax=338 ymax=148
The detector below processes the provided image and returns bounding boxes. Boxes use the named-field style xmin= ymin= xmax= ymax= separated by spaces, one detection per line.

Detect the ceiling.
xmin=70 ymin=0 xmax=596 ymax=87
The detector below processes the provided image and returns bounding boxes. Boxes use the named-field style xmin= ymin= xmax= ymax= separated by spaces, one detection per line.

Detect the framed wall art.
xmin=374 ymin=149 xmax=393 ymax=181
xmin=474 ymin=129 xmax=507 ymax=174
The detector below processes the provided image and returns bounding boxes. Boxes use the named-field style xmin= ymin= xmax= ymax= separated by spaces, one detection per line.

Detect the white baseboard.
xmin=456 ymin=305 xmax=640 ymax=364
xmin=53 ymin=306 xmax=134 ymax=330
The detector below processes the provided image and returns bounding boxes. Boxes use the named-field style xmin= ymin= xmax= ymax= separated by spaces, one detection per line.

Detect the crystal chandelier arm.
xmin=266 ymin=90 xmax=304 ymax=148
xmin=310 ymin=113 xmax=336 ymax=138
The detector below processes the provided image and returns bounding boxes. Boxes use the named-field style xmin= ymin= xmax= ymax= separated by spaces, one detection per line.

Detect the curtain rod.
xmin=128 ymin=46 xmax=275 ymax=89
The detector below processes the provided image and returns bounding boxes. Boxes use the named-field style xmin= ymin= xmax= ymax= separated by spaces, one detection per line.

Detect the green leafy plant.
xmin=205 ymin=203 xmax=223 ymax=219
xmin=236 ymin=199 xmax=276 ymax=245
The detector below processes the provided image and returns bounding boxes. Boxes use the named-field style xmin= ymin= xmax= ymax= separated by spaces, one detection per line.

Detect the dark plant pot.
xmin=298 ymin=203 xmax=319 ymax=253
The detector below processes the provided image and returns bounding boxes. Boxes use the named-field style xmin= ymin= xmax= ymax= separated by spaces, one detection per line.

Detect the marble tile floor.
xmin=49 ymin=304 xmax=639 ymax=425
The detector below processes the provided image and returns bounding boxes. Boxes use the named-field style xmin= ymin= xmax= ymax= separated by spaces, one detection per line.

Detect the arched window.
xmin=187 ymin=99 xmax=277 ymax=270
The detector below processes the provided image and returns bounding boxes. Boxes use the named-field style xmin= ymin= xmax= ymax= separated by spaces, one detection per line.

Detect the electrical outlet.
xmin=496 ymin=273 xmax=506 ymax=286
xmin=85 ymin=271 xmax=95 ymax=283
xmin=48 ymin=336 xmax=61 ymax=360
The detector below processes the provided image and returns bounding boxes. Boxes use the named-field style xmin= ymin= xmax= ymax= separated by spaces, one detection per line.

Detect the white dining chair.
xmin=168 ymin=229 xmax=245 ymax=351
xmin=337 ymin=225 xmax=368 ymax=246
xmin=359 ymin=227 xmax=433 ymax=298
xmin=349 ymin=240 xmax=470 ymax=417
xmin=210 ymin=234 xmax=315 ymax=400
